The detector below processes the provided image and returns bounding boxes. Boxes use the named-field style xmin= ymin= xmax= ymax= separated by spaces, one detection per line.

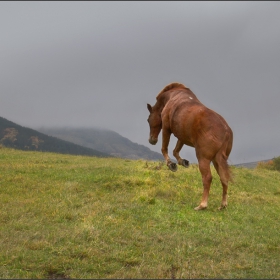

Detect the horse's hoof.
xmin=194 ymin=205 xmax=207 ymax=211
xmin=218 ymin=204 xmax=227 ymax=210
xmin=168 ymin=162 xmax=177 ymax=172
xmin=181 ymin=159 xmax=189 ymax=168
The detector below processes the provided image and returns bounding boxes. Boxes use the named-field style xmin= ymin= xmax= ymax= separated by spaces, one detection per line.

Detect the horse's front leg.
xmin=173 ymin=140 xmax=189 ymax=168
xmin=161 ymin=128 xmax=177 ymax=172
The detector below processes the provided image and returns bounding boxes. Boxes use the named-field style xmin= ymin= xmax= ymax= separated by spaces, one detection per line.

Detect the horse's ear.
xmin=147 ymin=103 xmax=152 ymax=113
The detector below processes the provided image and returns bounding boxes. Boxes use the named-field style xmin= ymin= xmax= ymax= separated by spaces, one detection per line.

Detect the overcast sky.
xmin=1 ymin=1 xmax=280 ymax=164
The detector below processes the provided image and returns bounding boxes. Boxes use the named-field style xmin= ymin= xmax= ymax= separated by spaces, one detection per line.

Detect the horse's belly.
xmin=168 ymin=106 xmax=197 ymax=146
xmin=172 ymin=123 xmax=195 ymax=147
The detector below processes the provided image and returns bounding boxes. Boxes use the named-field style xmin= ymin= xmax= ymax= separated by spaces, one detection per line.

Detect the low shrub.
xmin=257 ymin=156 xmax=280 ymax=171
xmin=273 ymin=156 xmax=280 ymax=171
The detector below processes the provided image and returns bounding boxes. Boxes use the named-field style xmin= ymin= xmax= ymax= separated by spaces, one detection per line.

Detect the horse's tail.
xmin=215 ymin=130 xmax=233 ymax=183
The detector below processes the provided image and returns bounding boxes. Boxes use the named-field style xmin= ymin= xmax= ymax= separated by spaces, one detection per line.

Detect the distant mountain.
xmin=37 ymin=127 xmax=164 ymax=161
xmin=234 ymin=159 xmax=272 ymax=169
xmin=0 ymin=116 xmax=110 ymax=157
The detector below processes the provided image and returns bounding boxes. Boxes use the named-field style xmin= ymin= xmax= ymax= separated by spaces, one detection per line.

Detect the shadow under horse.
xmin=147 ymin=83 xmax=233 ymax=210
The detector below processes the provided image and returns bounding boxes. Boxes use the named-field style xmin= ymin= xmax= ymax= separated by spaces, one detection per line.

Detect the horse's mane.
xmin=156 ymin=83 xmax=189 ymax=100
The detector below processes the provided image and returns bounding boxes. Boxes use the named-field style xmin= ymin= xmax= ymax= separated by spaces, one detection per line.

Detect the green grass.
xmin=0 ymin=147 xmax=280 ymax=278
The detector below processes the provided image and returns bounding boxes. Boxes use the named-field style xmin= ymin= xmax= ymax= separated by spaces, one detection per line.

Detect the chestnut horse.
xmin=147 ymin=83 xmax=233 ymax=210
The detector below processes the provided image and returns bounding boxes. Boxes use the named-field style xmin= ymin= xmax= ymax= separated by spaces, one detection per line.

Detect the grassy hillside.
xmin=0 ymin=147 xmax=279 ymax=279
xmin=37 ymin=127 xmax=163 ymax=161
xmin=0 ymin=117 xmax=110 ymax=158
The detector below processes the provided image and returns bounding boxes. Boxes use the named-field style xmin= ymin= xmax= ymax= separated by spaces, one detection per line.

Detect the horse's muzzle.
xmin=149 ymin=137 xmax=158 ymax=145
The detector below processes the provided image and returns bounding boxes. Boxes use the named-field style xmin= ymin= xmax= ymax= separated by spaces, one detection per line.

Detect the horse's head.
xmin=147 ymin=103 xmax=162 ymax=145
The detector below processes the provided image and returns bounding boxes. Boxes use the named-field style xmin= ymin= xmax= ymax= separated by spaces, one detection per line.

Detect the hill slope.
xmin=37 ymin=127 xmax=163 ymax=160
xmin=234 ymin=159 xmax=273 ymax=169
xmin=0 ymin=116 xmax=110 ymax=157
xmin=0 ymin=147 xmax=280 ymax=278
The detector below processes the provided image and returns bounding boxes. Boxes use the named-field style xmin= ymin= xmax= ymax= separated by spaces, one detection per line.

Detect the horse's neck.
xmin=158 ymin=88 xmax=198 ymax=108
xmin=156 ymin=91 xmax=176 ymax=111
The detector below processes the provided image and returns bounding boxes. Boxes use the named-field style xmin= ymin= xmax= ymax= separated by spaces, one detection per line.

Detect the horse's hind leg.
xmin=195 ymin=158 xmax=212 ymax=210
xmin=213 ymin=156 xmax=229 ymax=210
xmin=173 ymin=140 xmax=189 ymax=168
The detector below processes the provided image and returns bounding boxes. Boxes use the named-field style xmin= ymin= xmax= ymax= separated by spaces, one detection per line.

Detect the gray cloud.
xmin=1 ymin=1 xmax=280 ymax=164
